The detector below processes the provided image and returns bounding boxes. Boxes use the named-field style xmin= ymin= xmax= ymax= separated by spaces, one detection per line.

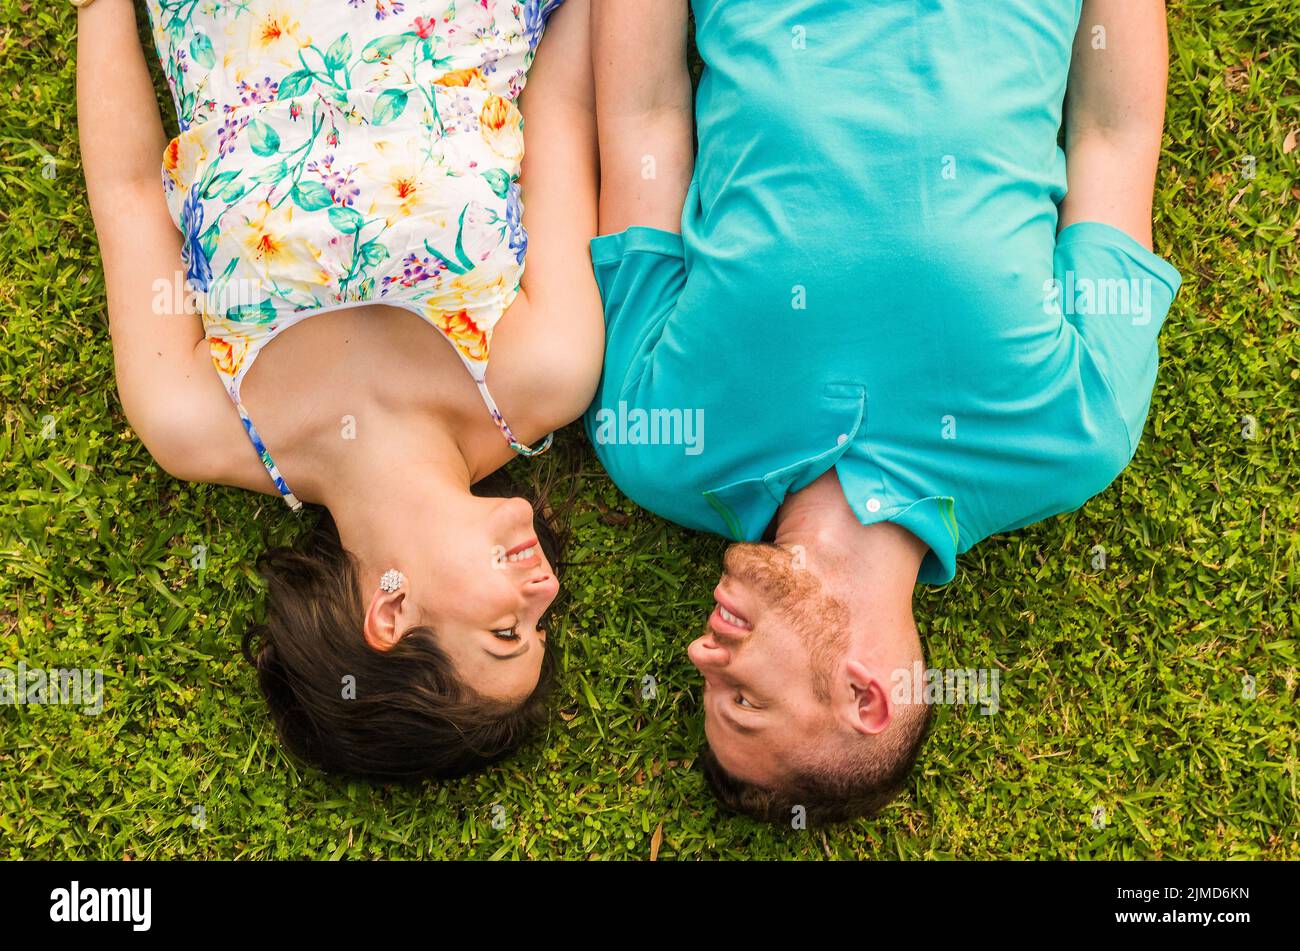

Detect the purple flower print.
xmin=217 ymin=115 xmax=249 ymax=157
xmin=237 ymin=76 xmax=280 ymax=106
xmin=506 ymin=181 xmax=527 ymax=264
xmin=349 ymin=0 xmax=405 ymax=20
xmin=381 ymin=253 xmax=446 ymax=292
xmin=307 ymin=154 xmax=361 ymax=207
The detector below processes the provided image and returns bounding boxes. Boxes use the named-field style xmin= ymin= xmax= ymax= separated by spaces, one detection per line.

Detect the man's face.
xmin=686 ymin=542 xmax=850 ymax=786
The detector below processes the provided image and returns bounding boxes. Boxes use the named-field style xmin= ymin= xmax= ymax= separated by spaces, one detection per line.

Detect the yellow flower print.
xmin=209 ymin=333 xmax=250 ymax=378
xmin=225 ymin=4 xmax=310 ymax=71
xmin=360 ymin=148 xmax=432 ymax=225
xmin=428 ymin=257 xmax=519 ymax=365
xmin=433 ymin=309 xmax=490 ymax=363
xmin=253 ymin=8 xmax=305 ymax=53
xmin=479 ymin=95 xmax=523 ymax=165
xmin=443 ymin=262 xmax=516 ymax=326
xmin=435 ymin=67 xmax=488 ymax=89
xmin=234 ymin=201 xmax=329 ymax=286
xmin=162 ymin=132 xmax=208 ymax=191
xmin=434 ymin=262 xmax=520 ymax=355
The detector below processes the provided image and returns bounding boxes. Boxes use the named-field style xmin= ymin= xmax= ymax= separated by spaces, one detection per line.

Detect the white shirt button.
xmin=866 ymin=497 xmax=882 ymax=513
xmin=836 ymin=433 xmax=848 ymax=445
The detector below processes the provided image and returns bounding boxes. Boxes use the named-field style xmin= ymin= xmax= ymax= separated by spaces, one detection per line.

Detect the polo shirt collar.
xmin=700 ymin=381 xmax=960 ymax=584
xmin=701 ymin=381 xmax=864 ymax=540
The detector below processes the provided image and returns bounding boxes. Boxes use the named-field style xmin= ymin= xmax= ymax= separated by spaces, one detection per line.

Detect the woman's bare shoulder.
xmin=123 ymin=339 xmax=277 ymax=495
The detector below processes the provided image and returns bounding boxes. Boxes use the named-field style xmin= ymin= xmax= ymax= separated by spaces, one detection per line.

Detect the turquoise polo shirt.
xmin=583 ymin=0 xmax=1182 ymax=584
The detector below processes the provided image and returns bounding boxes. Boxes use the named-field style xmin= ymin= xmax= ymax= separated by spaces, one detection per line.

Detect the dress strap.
xmin=228 ymin=393 xmax=304 ymax=512
xmin=474 ymin=378 xmax=553 ymax=457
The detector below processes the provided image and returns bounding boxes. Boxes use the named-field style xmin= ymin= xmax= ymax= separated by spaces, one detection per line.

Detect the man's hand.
xmin=1058 ymin=0 xmax=1171 ymax=250
xmin=592 ymin=0 xmax=695 ymax=235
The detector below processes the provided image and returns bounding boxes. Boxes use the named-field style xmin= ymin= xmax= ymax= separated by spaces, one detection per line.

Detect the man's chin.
xmin=720 ymin=541 xmax=809 ymax=610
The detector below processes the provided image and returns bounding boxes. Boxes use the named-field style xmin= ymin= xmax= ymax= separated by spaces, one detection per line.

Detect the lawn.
xmin=0 ymin=0 xmax=1295 ymax=859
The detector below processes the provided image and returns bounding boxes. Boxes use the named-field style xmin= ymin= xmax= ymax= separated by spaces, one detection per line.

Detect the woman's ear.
xmin=362 ymin=582 xmax=406 ymax=651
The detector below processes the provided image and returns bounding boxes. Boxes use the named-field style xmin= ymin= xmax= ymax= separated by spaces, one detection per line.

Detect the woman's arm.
xmin=78 ymin=0 xmax=233 ymax=481
xmin=486 ymin=0 xmax=606 ymax=435
xmin=591 ymin=0 xmax=695 ymax=235
xmin=1057 ymin=0 xmax=1170 ymax=250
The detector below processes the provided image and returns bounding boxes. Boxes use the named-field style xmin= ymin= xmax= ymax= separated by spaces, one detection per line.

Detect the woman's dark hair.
xmin=242 ymin=469 xmax=566 ymax=782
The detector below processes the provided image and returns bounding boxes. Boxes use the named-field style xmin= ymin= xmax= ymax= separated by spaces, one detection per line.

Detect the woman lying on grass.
xmin=76 ymin=0 xmax=602 ymax=779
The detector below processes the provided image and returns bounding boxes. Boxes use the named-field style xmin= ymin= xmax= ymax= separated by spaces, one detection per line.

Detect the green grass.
xmin=1 ymin=1 xmax=1296 ymax=859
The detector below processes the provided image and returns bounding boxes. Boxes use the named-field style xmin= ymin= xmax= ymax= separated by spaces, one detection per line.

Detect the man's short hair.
xmin=700 ymin=697 xmax=934 ymax=825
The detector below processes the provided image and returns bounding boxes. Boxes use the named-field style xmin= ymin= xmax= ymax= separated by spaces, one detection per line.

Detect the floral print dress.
xmin=144 ymin=0 xmax=565 ymax=509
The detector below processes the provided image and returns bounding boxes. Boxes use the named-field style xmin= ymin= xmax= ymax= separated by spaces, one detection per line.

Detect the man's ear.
xmin=843 ymin=659 xmax=892 ymax=736
xmin=363 ymin=584 xmax=406 ymax=651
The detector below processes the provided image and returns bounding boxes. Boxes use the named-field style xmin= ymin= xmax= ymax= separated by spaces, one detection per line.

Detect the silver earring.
xmin=379 ymin=569 xmax=405 ymax=593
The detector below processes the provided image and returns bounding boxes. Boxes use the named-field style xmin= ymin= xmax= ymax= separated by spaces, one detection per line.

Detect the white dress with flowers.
xmin=145 ymin=0 xmax=564 ymax=508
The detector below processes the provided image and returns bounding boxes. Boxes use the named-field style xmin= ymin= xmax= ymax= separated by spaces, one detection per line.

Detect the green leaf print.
xmin=453 ymin=205 xmax=475 ymax=272
xmin=291 ymin=181 xmax=334 ymax=212
xmin=360 ymin=241 xmax=390 ymax=267
xmin=202 ymin=170 xmax=239 ymax=199
xmin=189 ymin=33 xmax=215 ymax=70
xmin=227 ymin=299 xmax=278 ymax=324
xmin=249 ymin=161 xmax=288 ymax=186
xmin=278 ymin=69 xmax=314 ymax=100
xmin=360 ymin=34 xmax=413 ymax=63
xmin=221 ymin=181 xmax=249 ymax=203
xmin=481 ymin=168 xmax=512 ymax=200
xmin=371 ymin=89 xmax=409 ymax=126
xmin=324 ymin=34 xmax=352 ymax=73
xmin=214 ymin=257 xmax=239 ymax=287
xmin=424 ymin=240 xmax=467 ymax=276
xmin=248 ymin=120 xmax=281 ymax=157
xmin=199 ymin=223 xmax=219 ymax=262
xmin=328 ymin=205 xmax=365 ymax=234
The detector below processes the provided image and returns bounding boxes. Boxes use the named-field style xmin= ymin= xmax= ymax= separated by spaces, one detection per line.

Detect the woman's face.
xmin=397 ymin=494 xmax=558 ymax=703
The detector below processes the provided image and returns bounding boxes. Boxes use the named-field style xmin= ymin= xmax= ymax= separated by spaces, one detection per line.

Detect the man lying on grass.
xmin=585 ymin=0 xmax=1181 ymax=823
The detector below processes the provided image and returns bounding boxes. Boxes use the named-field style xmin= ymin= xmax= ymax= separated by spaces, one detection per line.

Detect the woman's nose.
xmin=524 ymin=572 xmax=559 ymax=601
xmin=506 ymin=496 xmax=536 ymax=526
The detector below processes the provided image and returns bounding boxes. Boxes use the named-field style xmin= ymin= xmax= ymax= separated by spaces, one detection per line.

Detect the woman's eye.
xmin=492 ymin=627 xmax=520 ymax=641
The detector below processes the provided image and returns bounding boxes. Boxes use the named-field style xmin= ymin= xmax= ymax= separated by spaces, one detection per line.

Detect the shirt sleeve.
xmin=582 ymin=225 xmax=687 ymax=437
xmin=1054 ymin=221 xmax=1182 ymax=451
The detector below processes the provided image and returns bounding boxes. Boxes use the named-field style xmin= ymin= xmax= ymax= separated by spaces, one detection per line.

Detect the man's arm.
xmin=591 ymin=0 xmax=695 ymax=235
xmin=1057 ymin=0 xmax=1170 ymax=249
xmin=1053 ymin=0 xmax=1181 ymax=453
xmin=78 ymin=0 xmax=236 ymax=482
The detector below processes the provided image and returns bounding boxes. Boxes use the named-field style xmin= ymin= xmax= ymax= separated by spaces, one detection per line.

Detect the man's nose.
xmin=688 ymin=635 xmax=730 ymax=670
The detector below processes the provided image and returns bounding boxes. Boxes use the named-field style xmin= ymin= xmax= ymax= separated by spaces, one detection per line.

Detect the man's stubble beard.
xmin=722 ymin=542 xmax=850 ymax=703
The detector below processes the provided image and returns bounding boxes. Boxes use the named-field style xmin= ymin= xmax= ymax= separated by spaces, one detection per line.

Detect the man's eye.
xmin=492 ymin=627 xmax=520 ymax=641
xmin=735 ymin=693 xmax=755 ymax=708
